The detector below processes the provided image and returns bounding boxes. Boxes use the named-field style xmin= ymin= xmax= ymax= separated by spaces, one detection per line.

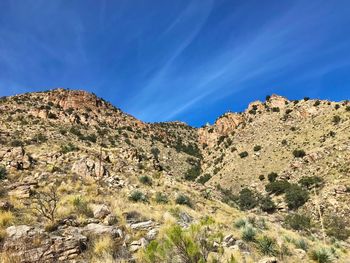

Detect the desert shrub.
xmin=260 ymin=196 xmax=276 ymax=213
xmin=266 ymin=95 xmax=271 ymax=101
xmin=311 ymin=248 xmax=333 ymax=263
xmin=70 ymin=126 xmax=82 ymax=137
xmin=334 ymin=104 xmax=340 ymax=110
xmin=345 ymin=106 xmax=350 ymax=111
xmin=285 ymin=109 xmax=293 ymax=114
xmin=239 ymin=188 xmax=258 ymax=210
xmin=314 ymin=100 xmax=321 ymax=106
xmin=304 ymin=97 xmax=310 ymax=101
xmin=285 ymin=184 xmax=309 ymax=209
xmin=293 ymin=238 xmax=308 ymax=251
xmin=257 ymin=236 xmax=277 ymax=256
xmin=218 ymin=186 xmax=239 ymax=207
xmin=265 ymin=180 xmax=291 ymax=195
xmin=253 ymin=145 xmax=262 ymax=152
xmin=324 ymin=215 xmax=350 ymax=241
xmin=33 ymin=187 xmax=60 ymax=223
xmin=271 ymin=107 xmax=280 ymax=112
xmin=141 ymin=224 xmax=213 ymax=263
xmin=0 ymin=166 xmax=7 ymax=180
xmin=32 ymin=133 xmax=47 ymax=144
xmin=197 ymin=174 xmax=211 ymax=184
xmin=284 ymin=213 xmax=311 ymax=231
xmin=184 ymin=165 xmax=201 ymax=181
xmin=72 ymin=196 xmax=93 ymax=217
xmin=241 ymin=226 xmax=256 ymax=242
xmin=239 ymin=151 xmax=248 ymax=158
xmin=139 ymin=175 xmax=152 ymax=186
xmin=259 ymin=174 xmax=265 ymax=181
xmin=129 ymin=191 xmax=147 ymax=203
xmin=293 ymin=149 xmax=306 ymax=158
xmin=155 ymin=192 xmax=168 ymax=204
xmin=10 ymin=140 xmax=23 ymax=147
xmin=47 ymin=112 xmax=57 ymax=119
xmin=175 ymin=194 xmax=192 ymax=207
xmin=60 ymin=143 xmax=78 ymax=154
xmin=234 ymin=218 xmax=247 ymax=229
xmin=298 ymin=176 xmax=323 ymax=189
xmin=332 ymin=115 xmax=341 ymax=125
xmin=83 ymin=133 xmax=97 ymax=143
xmin=281 ymin=139 xmax=288 ymax=145
xmin=267 ymin=172 xmax=278 ymax=182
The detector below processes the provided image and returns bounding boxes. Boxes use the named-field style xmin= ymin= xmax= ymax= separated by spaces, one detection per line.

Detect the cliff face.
xmin=0 ymin=89 xmax=349 ymax=262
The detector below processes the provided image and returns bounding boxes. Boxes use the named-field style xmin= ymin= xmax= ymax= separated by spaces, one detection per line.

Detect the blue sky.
xmin=0 ymin=0 xmax=350 ymax=126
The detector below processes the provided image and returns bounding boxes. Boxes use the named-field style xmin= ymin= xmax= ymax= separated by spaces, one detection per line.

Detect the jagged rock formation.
xmin=0 ymin=89 xmax=349 ymax=262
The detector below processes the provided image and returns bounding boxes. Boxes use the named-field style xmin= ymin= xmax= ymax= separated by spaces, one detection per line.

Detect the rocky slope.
xmin=0 ymin=89 xmax=349 ymax=262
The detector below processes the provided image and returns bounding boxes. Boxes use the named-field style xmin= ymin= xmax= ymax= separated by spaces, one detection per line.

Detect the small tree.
xmin=239 ymin=188 xmax=258 ymax=210
xmin=0 ymin=166 xmax=7 ymax=180
xmin=293 ymin=149 xmax=306 ymax=158
xmin=32 ymin=187 xmax=59 ymax=223
xmin=285 ymin=184 xmax=309 ymax=209
xmin=267 ymin=172 xmax=278 ymax=182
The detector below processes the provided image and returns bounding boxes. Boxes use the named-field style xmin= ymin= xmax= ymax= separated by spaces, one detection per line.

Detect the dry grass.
xmin=0 ymin=211 xmax=14 ymax=227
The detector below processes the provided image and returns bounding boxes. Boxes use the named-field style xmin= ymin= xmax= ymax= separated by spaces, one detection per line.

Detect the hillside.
xmin=0 ymin=89 xmax=349 ymax=263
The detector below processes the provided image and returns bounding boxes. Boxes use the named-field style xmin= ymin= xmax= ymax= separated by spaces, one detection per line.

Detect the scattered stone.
xmin=258 ymin=257 xmax=278 ymax=263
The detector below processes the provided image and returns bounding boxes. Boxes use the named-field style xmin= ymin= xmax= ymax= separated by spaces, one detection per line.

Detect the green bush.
xmin=267 ymin=172 xmax=278 ymax=182
xmin=197 ymin=174 xmax=211 ymax=184
xmin=293 ymin=149 xmax=306 ymax=158
xmin=311 ymin=248 xmax=333 ymax=263
xmin=260 ymin=196 xmax=276 ymax=213
xmin=324 ymin=215 xmax=350 ymax=241
xmin=284 ymin=213 xmax=311 ymax=231
xmin=234 ymin=218 xmax=247 ymax=229
xmin=72 ymin=196 xmax=93 ymax=217
xmin=257 ymin=236 xmax=277 ymax=256
xmin=184 ymin=165 xmax=201 ymax=181
xmin=10 ymin=140 xmax=23 ymax=147
xmin=241 ymin=226 xmax=256 ymax=242
xmin=60 ymin=143 xmax=78 ymax=154
xmin=83 ymin=133 xmax=97 ymax=143
xmin=155 ymin=192 xmax=168 ymax=204
xmin=0 ymin=166 xmax=6 ymax=180
xmin=32 ymin=133 xmax=47 ymax=144
xmin=265 ymin=180 xmax=291 ymax=195
xmin=175 ymin=194 xmax=192 ymax=207
xmin=285 ymin=184 xmax=309 ymax=209
xmin=345 ymin=106 xmax=350 ymax=112
xmin=141 ymin=224 xmax=213 ymax=263
xmin=139 ymin=175 xmax=152 ymax=186
xmin=253 ymin=145 xmax=262 ymax=152
xmin=298 ymin=176 xmax=323 ymax=189
xmin=129 ymin=191 xmax=147 ymax=202
xmin=239 ymin=151 xmax=248 ymax=158
xmin=332 ymin=115 xmax=341 ymax=125
xmin=294 ymin=239 xmax=308 ymax=251
xmin=239 ymin=188 xmax=258 ymax=210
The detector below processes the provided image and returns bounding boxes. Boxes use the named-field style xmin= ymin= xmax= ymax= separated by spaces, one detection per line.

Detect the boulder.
xmin=130 ymin=220 xmax=154 ymax=230
xmin=82 ymin=223 xmax=122 ymax=238
xmin=4 ymin=225 xmax=87 ymax=262
xmin=258 ymin=257 xmax=278 ymax=263
xmin=92 ymin=204 xmax=111 ymax=219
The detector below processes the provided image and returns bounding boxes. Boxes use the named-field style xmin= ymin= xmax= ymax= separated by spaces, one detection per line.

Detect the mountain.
xmin=0 ymin=89 xmax=349 ymax=262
